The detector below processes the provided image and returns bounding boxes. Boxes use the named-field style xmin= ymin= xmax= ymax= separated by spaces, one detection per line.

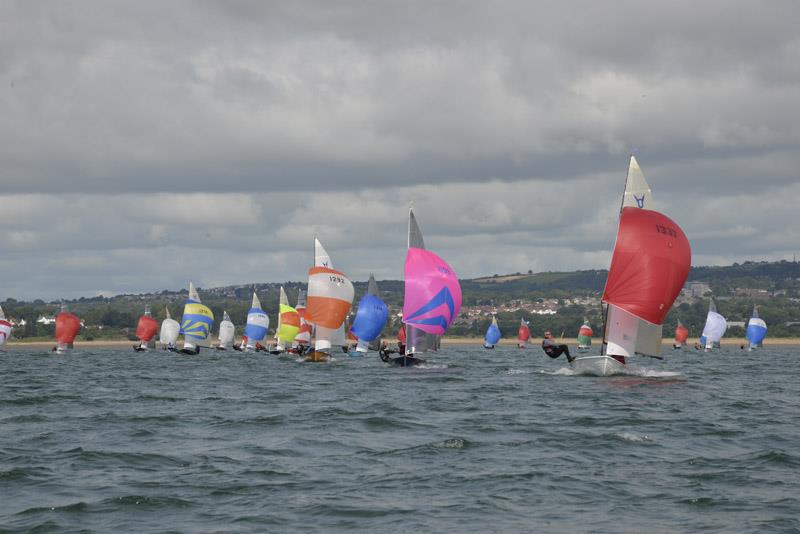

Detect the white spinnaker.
xmin=605 ymin=304 xmax=663 ymax=358
xmin=160 ymin=307 xmax=180 ymax=347
xmin=702 ymin=310 xmax=727 ymax=348
xmin=218 ymin=311 xmax=235 ymax=348
xmin=621 ymin=156 xmax=654 ymax=210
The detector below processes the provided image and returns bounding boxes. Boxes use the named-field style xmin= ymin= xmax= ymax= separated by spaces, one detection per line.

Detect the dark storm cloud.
xmin=1 ymin=1 xmax=799 ymax=299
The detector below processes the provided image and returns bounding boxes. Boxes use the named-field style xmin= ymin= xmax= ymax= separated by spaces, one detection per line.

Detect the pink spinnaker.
xmin=402 ymin=247 xmax=462 ymax=336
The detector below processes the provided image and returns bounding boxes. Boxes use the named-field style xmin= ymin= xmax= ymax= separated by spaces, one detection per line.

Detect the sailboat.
xmin=177 ymin=281 xmax=214 ymax=355
xmin=243 ymin=292 xmax=269 ymax=351
xmin=54 ymin=304 xmax=81 ymax=354
xmin=274 ymin=286 xmax=300 ymax=353
xmin=390 ymin=208 xmax=462 ymax=366
xmin=216 ymin=311 xmax=235 ymax=350
xmin=483 ymin=316 xmax=501 ymax=349
xmin=699 ymin=298 xmax=726 ymax=351
xmin=292 ymin=289 xmax=312 ymax=353
xmin=0 ymin=305 xmax=12 ymax=351
xmin=305 ymin=238 xmax=355 ymax=362
xmin=673 ymin=320 xmax=689 ymax=349
xmin=160 ymin=307 xmax=180 ymax=350
xmin=133 ymin=305 xmax=158 ymax=351
xmin=577 ymin=319 xmax=593 ymax=351
xmin=572 ymin=156 xmax=691 ymax=375
xmin=745 ymin=305 xmax=767 ymax=351
xmin=350 ymin=274 xmax=389 ymax=356
xmin=517 ymin=319 xmax=530 ymax=348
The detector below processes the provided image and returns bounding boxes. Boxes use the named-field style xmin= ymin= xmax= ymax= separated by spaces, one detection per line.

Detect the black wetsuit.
xmin=542 ymin=339 xmax=574 ymax=363
xmin=379 ymin=346 xmax=425 ymax=367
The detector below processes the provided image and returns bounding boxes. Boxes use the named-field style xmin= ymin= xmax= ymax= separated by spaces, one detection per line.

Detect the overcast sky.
xmin=1 ymin=1 xmax=799 ymax=300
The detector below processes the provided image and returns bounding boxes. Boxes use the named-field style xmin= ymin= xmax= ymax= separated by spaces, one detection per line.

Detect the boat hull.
xmin=305 ymin=351 xmax=330 ymax=362
xmin=570 ymin=355 xmax=627 ymax=376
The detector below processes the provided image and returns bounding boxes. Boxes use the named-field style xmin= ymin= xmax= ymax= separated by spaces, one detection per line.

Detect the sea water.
xmin=1 ymin=345 xmax=798 ymax=532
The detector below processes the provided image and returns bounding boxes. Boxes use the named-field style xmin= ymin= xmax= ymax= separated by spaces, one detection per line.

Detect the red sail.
xmin=675 ymin=324 xmax=689 ymax=344
xmin=55 ymin=312 xmax=81 ymax=344
xmin=518 ymin=324 xmax=530 ymax=341
xmin=578 ymin=325 xmax=593 ymax=337
xmin=135 ymin=315 xmax=158 ymax=342
xmin=602 ymin=207 xmax=691 ymax=325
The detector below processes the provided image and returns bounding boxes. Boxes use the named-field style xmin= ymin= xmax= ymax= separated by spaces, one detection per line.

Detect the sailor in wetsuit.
xmin=541 ymin=331 xmax=575 ymax=363
xmin=379 ymin=340 xmax=423 ymax=366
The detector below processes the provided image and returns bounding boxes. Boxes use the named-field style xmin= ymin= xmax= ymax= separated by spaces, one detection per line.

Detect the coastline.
xmin=6 ymin=337 xmax=800 ymax=349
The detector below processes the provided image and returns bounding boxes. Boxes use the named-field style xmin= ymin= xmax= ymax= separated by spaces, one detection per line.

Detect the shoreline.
xmin=6 ymin=337 xmax=800 ymax=349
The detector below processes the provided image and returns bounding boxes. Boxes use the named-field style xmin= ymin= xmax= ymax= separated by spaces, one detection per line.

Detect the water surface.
xmin=1 ymin=345 xmax=798 ymax=532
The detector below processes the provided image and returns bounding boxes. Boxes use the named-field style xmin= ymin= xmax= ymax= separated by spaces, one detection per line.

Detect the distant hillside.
xmin=3 ymin=260 xmax=800 ymax=340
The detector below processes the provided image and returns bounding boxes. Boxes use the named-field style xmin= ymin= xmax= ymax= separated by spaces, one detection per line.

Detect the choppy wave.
xmin=1 ymin=345 xmax=799 ymax=532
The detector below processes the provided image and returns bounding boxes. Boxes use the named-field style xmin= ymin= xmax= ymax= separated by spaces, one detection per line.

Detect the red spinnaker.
xmin=602 ymin=207 xmax=691 ymax=325
xmin=518 ymin=324 xmax=530 ymax=342
xmin=578 ymin=325 xmax=593 ymax=337
xmin=55 ymin=312 xmax=81 ymax=344
xmin=135 ymin=315 xmax=159 ymax=342
xmin=675 ymin=324 xmax=689 ymax=344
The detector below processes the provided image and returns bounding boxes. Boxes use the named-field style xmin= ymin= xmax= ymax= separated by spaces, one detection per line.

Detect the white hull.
xmin=577 ymin=345 xmax=591 ymax=352
xmin=570 ymin=355 xmax=627 ymax=376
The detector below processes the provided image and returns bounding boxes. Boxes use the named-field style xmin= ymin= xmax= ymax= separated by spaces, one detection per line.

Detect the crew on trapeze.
xmin=541 ymin=331 xmax=575 ymax=363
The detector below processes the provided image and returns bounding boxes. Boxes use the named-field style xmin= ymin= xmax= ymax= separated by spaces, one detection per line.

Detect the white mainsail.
xmin=621 ymin=155 xmax=654 ymax=211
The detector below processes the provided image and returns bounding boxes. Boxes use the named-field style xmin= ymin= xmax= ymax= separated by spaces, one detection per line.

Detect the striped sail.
xmin=577 ymin=320 xmax=593 ymax=347
xmin=0 ymin=305 xmax=12 ymax=349
xmin=276 ymin=287 xmax=300 ymax=349
xmin=243 ymin=292 xmax=269 ymax=349
xmin=306 ymin=238 xmax=354 ymax=352
xmin=180 ymin=281 xmax=215 ymax=350
xmin=351 ymin=274 xmax=389 ymax=353
xmin=160 ymin=307 xmax=180 ymax=348
xmin=218 ymin=311 xmax=235 ymax=349
xmin=403 ymin=208 xmax=462 ymax=355
xmin=293 ymin=289 xmax=312 ymax=346
xmin=746 ymin=305 xmax=767 ymax=349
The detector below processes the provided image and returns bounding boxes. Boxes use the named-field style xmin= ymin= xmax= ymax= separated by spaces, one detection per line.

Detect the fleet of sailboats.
xmin=700 ymin=298 xmax=726 ymax=352
xmin=571 ymin=156 xmax=691 ymax=376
